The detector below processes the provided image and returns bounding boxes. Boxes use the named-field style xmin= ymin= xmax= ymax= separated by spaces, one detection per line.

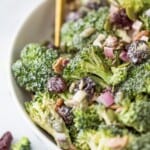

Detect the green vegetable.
xmin=140 ymin=12 xmax=150 ymax=30
xmin=12 ymin=44 xmax=58 ymax=92
xmin=127 ymin=132 xmax=150 ymax=150
xmin=74 ymin=131 xmax=91 ymax=150
xmin=25 ymin=92 xmax=74 ymax=150
xmin=63 ymin=46 xmax=111 ymax=82
xmin=118 ymin=101 xmax=150 ymax=133
xmin=11 ymin=137 xmax=30 ymax=150
xmin=74 ymin=125 xmax=129 ymax=150
xmin=117 ymin=0 xmax=150 ymax=20
xmin=120 ymin=59 xmax=150 ymax=96
xmin=61 ymin=7 xmax=109 ymax=52
xmin=110 ymin=63 xmax=129 ymax=86
xmin=63 ymin=46 xmax=128 ymax=86
xmin=73 ymin=105 xmax=103 ymax=131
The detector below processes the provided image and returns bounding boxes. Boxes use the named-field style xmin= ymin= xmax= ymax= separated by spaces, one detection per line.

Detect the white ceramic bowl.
xmin=9 ymin=0 xmax=60 ymax=149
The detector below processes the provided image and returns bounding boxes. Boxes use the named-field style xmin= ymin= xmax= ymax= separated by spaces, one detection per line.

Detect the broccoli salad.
xmin=12 ymin=0 xmax=150 ymax=150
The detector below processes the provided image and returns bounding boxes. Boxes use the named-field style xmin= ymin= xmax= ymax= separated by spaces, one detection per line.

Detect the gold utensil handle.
xmin=55 ymin=0 xmax=65 ymax=47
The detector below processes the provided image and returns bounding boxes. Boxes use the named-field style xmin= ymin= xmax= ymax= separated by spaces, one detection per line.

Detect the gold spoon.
xmin=54 ymin=0 xmax=66 ymax=47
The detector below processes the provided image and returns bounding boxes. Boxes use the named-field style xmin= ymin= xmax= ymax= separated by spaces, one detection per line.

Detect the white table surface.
xmin=0 ymin=1 xmax=51 ymax=149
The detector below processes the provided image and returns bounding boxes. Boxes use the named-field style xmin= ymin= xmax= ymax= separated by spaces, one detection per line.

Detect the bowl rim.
xmin=8 ymin=1 xmax=60 ymax=149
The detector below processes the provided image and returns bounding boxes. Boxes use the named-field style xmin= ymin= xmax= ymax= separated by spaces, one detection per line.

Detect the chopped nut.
xmin=55 ymin=99 xmax=64 ymax=111
xmin=53 ymin=57 xmax=69 ymax=74
xmin=116 ymin=107 xmax=123 ymax=113
xmin=56 ymin=99 xmax=64 ymax=108
xmin=110 ymin=104 xmax=121 ymax=110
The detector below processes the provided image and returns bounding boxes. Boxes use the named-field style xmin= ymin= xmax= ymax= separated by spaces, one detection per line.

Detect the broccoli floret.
xmin=118 ymin=101 xmax=150 ymax=133
xmin=80 ymin=127 xmax=150 ymax=150
xmin=73 ymin=105 xmax=103 ymax=131
xmin=25 ymin=92 xmax=74 ymax=150
xmin=120 ymin=59 xmax=150 ymax=95
xmin=74 ymin=131 xmax=91 ymax=150
xmin=12 ymin=44 xmax=58 ymax=92
xmin=63 ymin=46 xmax=111 ymax=82
xmin=140 ymin=11 xmax=150 ymax=30
xmin=127 ymin=132 xmax=150 ymax=150
xmin=11 ymin=137 xmax=30 ymax=150
xmin=72 ymin=102 xmax=119 ymax=132
xmin=63 ymin=46 xmax=128 ymax=86
xmin=74 ymin=125 xmax=129 ymax=150
xmin=61 ymin=7 xmax=109 ymax=51
xmin=110 ymin=63 xmax=129 ymax=86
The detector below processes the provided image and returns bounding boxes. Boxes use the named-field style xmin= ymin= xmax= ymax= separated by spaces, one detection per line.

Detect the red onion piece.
xmin=104 ymin=47 xmax=114 ymax=59
xmin=119 ymin=51 xmax=129 ymax=62
xmin=97 ymin=91 xmax=114 ymax=107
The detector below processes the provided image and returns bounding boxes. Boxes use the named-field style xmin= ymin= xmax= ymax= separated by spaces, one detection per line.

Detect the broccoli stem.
xmin=84 ymin=62 xmax=112 ymax=84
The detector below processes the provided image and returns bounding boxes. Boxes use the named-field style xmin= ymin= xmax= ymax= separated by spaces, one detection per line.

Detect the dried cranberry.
xmin=74 ymin=77 xmax=96 ymax=99
xmin=110 ymin=9 xmax=133 ymax=28
xmin=57 ymin=105 xmax=73 ymax=125
xmin=127 ymin=40 xmax=150 ymax=64
xmin=0 ymin=132 xmax=13 ymax=150
xmin=47 ymin=76 xmax=67 ymax=93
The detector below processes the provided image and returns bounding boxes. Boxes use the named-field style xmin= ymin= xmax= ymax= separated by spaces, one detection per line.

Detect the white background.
xmin=0 ymin=0 xmax=49 ymax=149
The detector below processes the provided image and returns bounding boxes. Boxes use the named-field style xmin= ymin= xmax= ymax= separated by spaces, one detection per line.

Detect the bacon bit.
xmin=107 ymin=136 xmax=128 ymax=150
xmin=110 ymin=104 xmax=121 ymax=110
xmin=133 ymin=30 xmax=150 ymax=41
xmin=55 ymin=98 xmax=64 ymax=111
xmin=53 ymin=57 xmax=69 ymax=74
